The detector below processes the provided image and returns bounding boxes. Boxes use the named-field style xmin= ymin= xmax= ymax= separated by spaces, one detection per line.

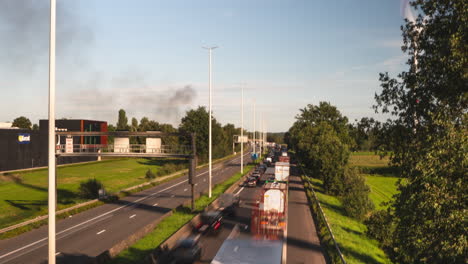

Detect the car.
xmin=196 ymin=211 xmax=223 ymax=235
xmin=252 ymin=172 xmax=261 ymax=179
xmin=246 ymin=176 xmax=258 ymax=187
xmin=266 ymin=175 xmax=276 ymax=182
xmin=219 ymin=193 xmax=240 ymax=217
xmin=170 ymin=238 xmax=202 ymax=264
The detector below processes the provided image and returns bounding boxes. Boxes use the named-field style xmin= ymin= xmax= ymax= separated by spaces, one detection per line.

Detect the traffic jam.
xmin=157 ymin=145 xmax=291 ymax=264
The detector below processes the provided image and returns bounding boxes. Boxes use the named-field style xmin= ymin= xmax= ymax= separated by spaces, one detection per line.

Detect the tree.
xmin=374 ymin=1 xmax=467 ymax=262
xmin=289 ymin=118 xmax=349 ymax=195
xmin=223 ymin=123 xmax=241 ymax=153
xmin=139 ymin=117 xmax=159 ymax=132
xmin=349 ymin=117 xmax=382 ymax=151
xmin=32 ymin=124 xmax=39 ymax=130
xmin=179 ymin=106 xmax=226 ymax=162
xmin=131 ymin=118 xmax=138 ymax=132
xmin=179 ymin=107 xmax=210 ymax=162
xmin=341 ymin=167 xmax=374 ymax=220
xmin=300 ymin=102 xmax=354 ymax=145
xmin=12 ymin=116 xmax=32 ymax=129
xmin=116 ymin=109 xmax=129 ymax=131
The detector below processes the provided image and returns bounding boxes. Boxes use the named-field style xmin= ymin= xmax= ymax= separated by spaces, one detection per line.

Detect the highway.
xmin=286 ymin=166 xmax=327 ymax=264
xmin=0 ymin=153 xmax=251 ymax=264
xmin=181 ymin=163 xmax=327 ymax=264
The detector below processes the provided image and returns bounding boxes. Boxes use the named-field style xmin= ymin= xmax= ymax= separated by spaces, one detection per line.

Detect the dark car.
xmin=170 ymin=238 xmax=202 ymax=264
xmin=266 ymin=175 xmax=276 ymax=182
xmin=246 ymin=176 xmax=258 ymax=187
xmin=219 ymin=193 xmax=240 ymax=217
xmin=196 ymin=211 xmax=223 ymax=235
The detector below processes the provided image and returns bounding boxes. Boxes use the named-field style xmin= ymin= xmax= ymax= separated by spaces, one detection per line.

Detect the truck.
xmin=274 ymin=162 xmax=290 ymax=181
xmin=278 ymin=155 xmax=290 ymax=163
xmin=251 ymin=182 xmax=288 ymax=240
xmin=211 ymin=238 xmax=282 ymax=264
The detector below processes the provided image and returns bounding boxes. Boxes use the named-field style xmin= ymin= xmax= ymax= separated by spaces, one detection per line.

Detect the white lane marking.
xmin=183 ymin=188 xmax=188 ymax=192
xmin=129 ymin=214 xmax=136 ymax=219
xmin=234 ymin=187 xmax=245 ymax=196
xmin=96 ymin=229 xmax=106 ymax=235
xmin=55 ymin=252 xmax=61 ymax=256
xmin=153 ymin=203 xmax=158 ymax=206
xmin=0 ymin=153 xmax=251 ymax=261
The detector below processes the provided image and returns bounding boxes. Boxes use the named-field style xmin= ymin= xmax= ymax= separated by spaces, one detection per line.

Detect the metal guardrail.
xmin=299 ymin=165 xmax=347 ymax=264
xmin=56 ymin=144 xmax=191 ymax=157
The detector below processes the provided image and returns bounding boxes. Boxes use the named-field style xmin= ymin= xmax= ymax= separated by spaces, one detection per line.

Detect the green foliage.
xmin=341 ymin=168 xmax=374 ymax=220
xmin=292 ymin=120 xmax=350 ymax=195
xmin=179 ymin=106 xmax=237 ymax=162
xmin=12 ymin=116 xmax=32 ymax=129
xmin=305 ymin=176 xmax=393 ymax=264
xmin=373 ymin=1 xmax=468 ymax=263
xmin=78 ymin=178 xmax=103 ymax=199
xmin=365 ymin=209 xmax=394 ymax=250
xmin=145 ymin=169 xmax=155 ymax=180
xmin=348 ymin=117 xmax=382 ymax=151
xmin=267 ymin=132 xmax=285 ymax=144
xmin=116 ymin=109 xmax=129 ymax=131
xmin=32 ymin=124 xmax=39 ymax=130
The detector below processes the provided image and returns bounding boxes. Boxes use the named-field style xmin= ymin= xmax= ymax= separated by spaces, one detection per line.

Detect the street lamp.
xmin=203 ymin=46 xmax=217 ymax=198
xmin=48 ymin=0 xmax=57 ymax=263
xmin=241 ymin=84 xmax=244 ymax=173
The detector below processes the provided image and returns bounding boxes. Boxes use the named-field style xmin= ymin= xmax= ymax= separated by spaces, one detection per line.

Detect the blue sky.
xmin=0 ymin=0 xmax=409 ymax=132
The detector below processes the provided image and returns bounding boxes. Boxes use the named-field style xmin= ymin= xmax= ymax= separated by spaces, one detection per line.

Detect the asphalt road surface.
xmin=193 ymin=166 xmax=263 ymax=264
xmin=187 ymin=163 xmax=328 ymax=264
xmin=286 ymin=167 xmax=327 ymax=264
xmin=0 ymin=153 xmax=251 ymax=264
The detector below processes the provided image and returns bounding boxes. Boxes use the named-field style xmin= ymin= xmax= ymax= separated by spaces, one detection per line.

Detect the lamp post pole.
xmin=48 ymin=0 xmax=57 ymax=263
xmin=241 ymin=85 xmax=244 ymax=173
xmin=253 ymin=100 xmax=256 ymax=156
xmin=203 ymin=46 xmax=217 ymax=198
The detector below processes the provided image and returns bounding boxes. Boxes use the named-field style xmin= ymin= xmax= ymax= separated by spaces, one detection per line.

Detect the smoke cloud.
xmin=61 ymin=84 xmax=197 ymax=125
xmin=155 ymin=85 xmax=197 ymax=123
xmin=0 ymin=0 xmax=93 ymax=74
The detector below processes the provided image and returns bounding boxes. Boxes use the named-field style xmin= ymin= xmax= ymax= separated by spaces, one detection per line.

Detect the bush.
xmin=365 ymin=209 xmax=393 ymax=249
xmin=145 ymin=169 xmax=156 ymax=180
xmin=341 ymin=167 xmax=374 ymax=220
xmin=78 ymin=178 xmax=104 ymax=199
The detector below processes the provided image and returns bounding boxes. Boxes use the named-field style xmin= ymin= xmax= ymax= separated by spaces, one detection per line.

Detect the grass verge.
xmin=108 ymin=164 xmax=255 ymax=264
xmin=0 ymin=153 xmax=238 ymax=238
xmin=303 ymin=176 xmax=392 ymax=264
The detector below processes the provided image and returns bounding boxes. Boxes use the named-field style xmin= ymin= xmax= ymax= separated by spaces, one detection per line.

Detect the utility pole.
xmin=241 ymin=85 xmax=244 ymax=173
xmin=48 ymin=0 xmax=56 ymax=263
xmin=253 ymin=100 xmax=256 ymax=157
xmin=203 ymin=46 xmax=217 ymax=198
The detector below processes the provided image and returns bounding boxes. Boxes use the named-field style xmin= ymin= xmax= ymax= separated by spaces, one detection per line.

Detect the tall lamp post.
xmin=253 ymin=100 xmax=256 ymax=156
xmin=241 ymin=85 xmax=244 ymax=173
xmin=48 ymin=0 xmax=57 ymax=263
xmin=203 ymin=46 xmax=217 ymax=198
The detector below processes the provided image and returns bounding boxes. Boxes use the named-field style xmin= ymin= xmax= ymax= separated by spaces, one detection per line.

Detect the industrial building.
xmin=0 ymin=119 xmax=107 ymax=172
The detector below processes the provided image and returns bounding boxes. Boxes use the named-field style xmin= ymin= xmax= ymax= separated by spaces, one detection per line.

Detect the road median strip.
xmin=105 ymin=164 xmax=254 ymax=264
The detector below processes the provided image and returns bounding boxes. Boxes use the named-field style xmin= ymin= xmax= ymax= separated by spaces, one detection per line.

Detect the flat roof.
xmin=212 ymin=238 xmax=282 ymax=264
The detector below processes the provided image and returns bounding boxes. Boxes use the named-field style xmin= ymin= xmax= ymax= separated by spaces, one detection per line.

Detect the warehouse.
xmin=0 ymin=119 xmax=107 ymax=172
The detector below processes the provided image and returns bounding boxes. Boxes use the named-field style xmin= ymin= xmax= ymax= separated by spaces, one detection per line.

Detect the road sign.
xmin=65 ymin=137 xmax=73 ymax=153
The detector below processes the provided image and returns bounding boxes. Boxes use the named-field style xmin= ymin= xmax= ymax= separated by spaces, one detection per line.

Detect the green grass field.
xmin=303 ymin=152 xmax=401 ymax=263
xmin=0 ymin=158 xmax=187 ymax=229
xmin=349 ymin=152 xmax=390 ymax=168
xmin=309 ymin=178 xmax=392 ymax=264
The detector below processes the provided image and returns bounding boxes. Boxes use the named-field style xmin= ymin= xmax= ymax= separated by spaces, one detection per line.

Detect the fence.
xmin=299 ymin=165 xmax=347 ymax=264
